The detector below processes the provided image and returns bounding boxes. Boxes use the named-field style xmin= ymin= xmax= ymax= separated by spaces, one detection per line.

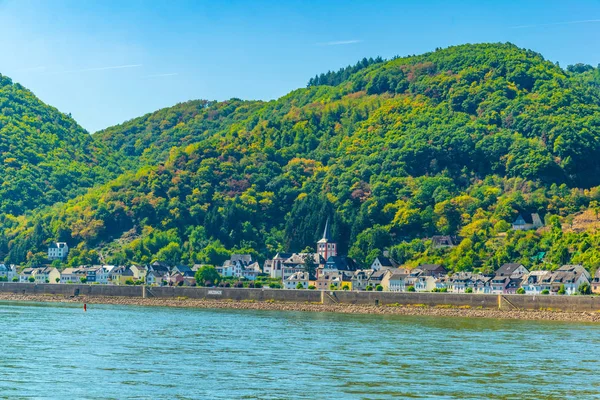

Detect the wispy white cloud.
xmin=316 ymin=39 xmax=362 ymax=46
xmin=510 ymin=19 xmax=600 ymax=29
xmin=19 ymin=66 xmax=46 ymax=73
xmin=144 ymin=72 xmax=178 ymax=78
xmin=47 ymin=64 xmax=143 ymax=75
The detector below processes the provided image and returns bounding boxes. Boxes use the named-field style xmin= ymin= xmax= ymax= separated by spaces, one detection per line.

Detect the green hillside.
xmin=4 ymin=43 xmax=600 ymax=273
xmin=0 ymin=74 xmax=122 ymax=216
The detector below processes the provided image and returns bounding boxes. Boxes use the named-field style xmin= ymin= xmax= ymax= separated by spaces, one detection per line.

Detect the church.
xmin=264 ymin=218 xmax=358 ymax=282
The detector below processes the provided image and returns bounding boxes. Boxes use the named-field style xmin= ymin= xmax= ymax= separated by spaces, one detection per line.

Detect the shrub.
xmin=55 ymin=278 xmax=60 ymax=283
xmin=248 ymin=282 xmax=255 ymax=288
xmin=234 ymin=281 xmax=244 ymax=288
xmin=376 ymin=284 xmax=383 ymax=292
xmin=465 ymin=287 xmax=473 ymax=293
xmin=541 ymin=289 xmax=550 ymax=295
xmin=578 ymin=283 xmax=591 ymax=295
xmin=80 ymin=277 xmax=87 ymax=284
xmin=308 ymin=285 xmax=316 ymax=290
xmin=558 ymin=284 xmax=566 ymax=295
xmin=516 ymin=288 xmax=525 ymax=294
xmin=0 ymin=276 xmax=7 ymax=282
xmin=195 ymin=265 xmax=220 ymax=286
xmin=268 ymin=282 xmax=281 ymax=289
xmin=28 ymin=277 xmax=35 ymax=283
xmin=440 ymin=288 xmax=448 ymax=292
xmin=296 ymin=282 xmax=304 ymax=289
xmin=12 ymin=277 xmax=18 ymax=282
xmin=407 ymin=286 xmax=415 ymax=292
xmin=342 ymin=284 xmax=350 ymax=291
xmin=125 ymin=279 xmax=134 ymax=285
xmin=366 ymin=285 xmax=373 ymax=291
xmin=329 ymin=283 xmax=337 ymax=291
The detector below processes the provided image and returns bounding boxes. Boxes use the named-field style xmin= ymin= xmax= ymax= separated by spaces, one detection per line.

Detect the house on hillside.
xmin=512 ymin=213 xmax=543 ymax=231
xmin=431 ymin=235 xmax=461 ymax=249
xmin=48 ymin=242 xmax=69 ymax=260
xmin=370 ymin=256 xmax=399 ymax=271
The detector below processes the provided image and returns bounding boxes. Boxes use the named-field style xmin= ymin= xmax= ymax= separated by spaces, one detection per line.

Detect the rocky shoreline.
xmin=1 ymin=293 xmax=599 ymax=323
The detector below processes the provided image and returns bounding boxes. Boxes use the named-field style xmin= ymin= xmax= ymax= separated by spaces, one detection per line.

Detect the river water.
xmin=1 ymin=301 xmax=599 ymax=399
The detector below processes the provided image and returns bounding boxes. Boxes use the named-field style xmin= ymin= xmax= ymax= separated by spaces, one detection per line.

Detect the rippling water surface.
xmin=1 ymin=301 xmax=599 ymax=399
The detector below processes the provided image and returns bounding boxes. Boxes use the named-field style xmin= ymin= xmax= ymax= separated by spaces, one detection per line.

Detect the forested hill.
xmin=4 ymin=43 xmax=600 ymax=274
xmin=0 ymin=75 xmax=122 ymax=215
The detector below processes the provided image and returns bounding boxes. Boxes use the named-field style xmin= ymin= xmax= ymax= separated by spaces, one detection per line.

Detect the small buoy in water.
xmin=84 ymin=304 xmax=87 ymax=312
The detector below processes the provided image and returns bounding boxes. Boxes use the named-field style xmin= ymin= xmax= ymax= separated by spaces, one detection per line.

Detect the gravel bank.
xmin=1 ymin=293 xmax=599 ymax=323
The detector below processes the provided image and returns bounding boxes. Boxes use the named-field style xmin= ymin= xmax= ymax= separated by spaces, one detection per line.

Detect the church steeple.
xmin=317 ymin=217 xmax=337 ymax=261
xmin=322 ymin=217 xmax=332 ymax=241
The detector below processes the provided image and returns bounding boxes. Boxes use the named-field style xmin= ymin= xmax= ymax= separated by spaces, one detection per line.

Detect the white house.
xmin=370 ymin=256 xmax=399 ymax=271
xmin=60 ymin=267 xmax=86 ymax=284
xmin=33 ymin=267 xmax=61 ymax=284
xmin=414 ymin=275 xmax=437 ymax=292
xmin=521 ymin=270 xmax=552 ymax=294
xmin=285 ymin=271 xmax=310 ymax=289
xmin=381 ymin=270 xmax=409 ymax=292
xmin=0 ymin=264 xmax=17 ymax=282
xmin=512 ymin=213 xmax=543 ymax=231
xmin=19 ymin=268 xmax=35 ymax=282
xmin=48 ymin=242 xmax=69 ymax=260
xmin=550 ymin=265 xmax=591 ymax=295
xmin=86 ymin=266 xmax=109 ymax=284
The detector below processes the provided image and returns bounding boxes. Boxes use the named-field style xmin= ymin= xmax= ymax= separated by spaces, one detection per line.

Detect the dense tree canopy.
xmin=0 ymin=75 xmax=122 ymax=215
xmin=3 ymin=43 xmax=600 ymax=277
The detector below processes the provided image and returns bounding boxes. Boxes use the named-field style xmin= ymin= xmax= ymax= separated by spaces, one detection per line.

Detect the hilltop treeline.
xmin=3 ymin=43 xmax=600 ymax=276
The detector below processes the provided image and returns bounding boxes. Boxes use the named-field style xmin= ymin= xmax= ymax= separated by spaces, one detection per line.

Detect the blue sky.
xmin=0 ymin=0 xmax=599 ymax=132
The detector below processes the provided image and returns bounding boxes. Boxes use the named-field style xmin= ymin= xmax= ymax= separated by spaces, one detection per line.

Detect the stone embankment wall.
xmin=1 ymin=282 xmax=599 ymax=312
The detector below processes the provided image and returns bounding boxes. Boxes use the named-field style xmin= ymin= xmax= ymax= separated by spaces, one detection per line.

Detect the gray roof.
xmin=496 ymin=263 xmax=526 ymax=277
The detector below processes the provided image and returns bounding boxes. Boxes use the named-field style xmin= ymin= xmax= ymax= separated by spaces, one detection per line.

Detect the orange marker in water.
xmin=84 ymin=304 xmax=87 ymax=312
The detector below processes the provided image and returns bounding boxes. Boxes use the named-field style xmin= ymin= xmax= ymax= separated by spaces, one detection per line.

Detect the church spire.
xmin=317 ymin=217 xmax=337 ymax=261
xmin=322 ymin=217 xmax=331 ymax=241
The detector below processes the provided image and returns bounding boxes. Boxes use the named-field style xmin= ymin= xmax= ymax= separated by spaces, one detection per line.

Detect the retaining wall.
xmin=1 ymin=283 xmax=600 ymax=312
